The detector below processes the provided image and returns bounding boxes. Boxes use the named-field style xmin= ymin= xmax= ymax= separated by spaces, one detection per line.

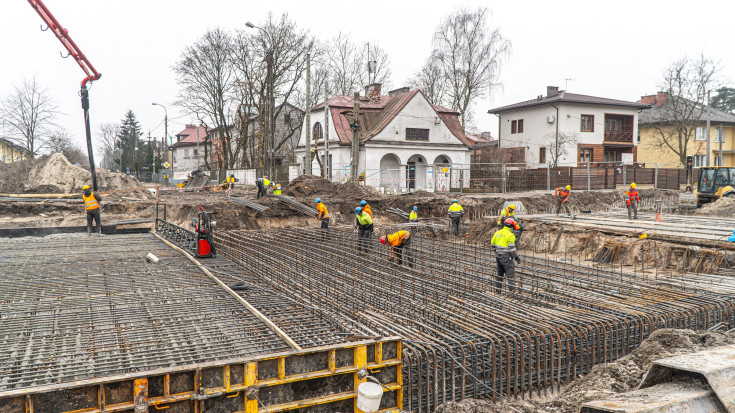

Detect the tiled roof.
xmin=639 ymin=97 xmax=735 ymax=125
xmin=173 ymin=125 xmax=208 ymax=148
xmin=314 ymin=89 xmax=471 ymax=147
xmin=489 ymin=91 xmax=649 ymax=113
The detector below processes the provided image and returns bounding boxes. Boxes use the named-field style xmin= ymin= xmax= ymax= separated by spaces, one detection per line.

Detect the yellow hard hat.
xmin=82 ymin=185 xmax=90 ymax=190
xmin=566 ymin=185 xmax=571 ymax=190
xmin=508 ymin=204 xmax=516 ymax=210
xmin=631 ymin=183 xmax=636 ymax=188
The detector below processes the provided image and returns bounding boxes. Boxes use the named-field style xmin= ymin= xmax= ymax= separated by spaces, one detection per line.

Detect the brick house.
xmin=488 ymin=86 xmax=649 ymax=167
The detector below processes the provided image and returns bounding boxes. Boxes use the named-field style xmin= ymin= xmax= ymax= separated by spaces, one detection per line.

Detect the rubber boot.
xmin=97 ymin=226 xmax=102 ymax=237
xmin=87 ymin=227 xmax=92 ymax=236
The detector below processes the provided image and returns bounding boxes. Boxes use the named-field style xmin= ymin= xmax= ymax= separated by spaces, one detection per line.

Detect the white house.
xmin=488 ymin=86 xmax=649 ymax=167
xmin=295 ymin=86 xmax=472 ymax=192
xmin=172 ymin=124 xmax=208 ymax=178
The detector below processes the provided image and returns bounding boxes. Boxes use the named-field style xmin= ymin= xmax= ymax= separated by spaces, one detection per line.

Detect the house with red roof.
xmin=488 ymin=86 xmax=649 ymax=167
xmin=172 ymin=124 xmax=208 ymax=178
xmin=296 ymin=85 xmax=472 ymax=192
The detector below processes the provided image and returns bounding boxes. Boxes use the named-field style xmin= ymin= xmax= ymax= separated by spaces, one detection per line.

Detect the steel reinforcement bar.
xmin=215 ymin=227 xmax=735 ymax=412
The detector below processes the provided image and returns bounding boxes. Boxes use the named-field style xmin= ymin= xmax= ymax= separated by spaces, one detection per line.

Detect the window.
xmin=604 ymin=151 xmax=622 ymax=163
xmin=715 ymin=128 xmax=724 ymax=143
xmin=193 ymin=149 xmax=198 ymax=157
xmin=715 ymin=156 xmax=722 ymax=166
xmin=510 ymin=119 xmax=524 ymax=134
xmin=313 ymin=122 xmax=323 ymax=140
xmin=695 ymin=127 xmax=706 ymax=141
xmin=539 ymin=147 xmax=546 ymax=164
xmin=580 ymin=115 xmax=594 ymax=132
xmin=605 ymin=118 xmax=622 ymax=132
xmin=694 ymin=155 xmax=706 ymax=167
xmin=184 ymin=149 xmax=189 ymax=158
xmin=406 ymin=128 xmax=429 ymax=141
xmin=579 ymin=147 xmax=593 ymax=163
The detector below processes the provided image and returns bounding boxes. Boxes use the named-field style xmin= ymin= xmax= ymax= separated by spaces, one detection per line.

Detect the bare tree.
xmin=433 ymin=7 xmax=510 ymax=128
xmin=319 ymin=33 xmax=392 ymax=97
xmin=358 ymin=41 xmax=392 ymax=90
xmin=174 ymin=28 xmax=237 ymax=169
xmin=46 ymin=127 xmax=88 ymax=165
xmin=641 ymin=55 xmax=719 ymax=165
xmin=409 ymin=52 xmax=449 ymax=106
xmin=233 ymin=13 xmax=314 ymax=171
xmin=1 ymin=77 xmax=59 ymax=156
xmin=97 ymin=123 xmax=119 ymax=170
xmin=546 ymin=131 xmax=578 ymax=167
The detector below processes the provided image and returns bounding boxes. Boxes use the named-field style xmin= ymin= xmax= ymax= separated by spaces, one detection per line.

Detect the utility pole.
xmin=350 ymin=92 xmax=360 ymax=181
xmin=718 ymin=124 xmax=724 ymax=166
xmin=196 ymin=123 xmax=201 ymax=169
xmin=324 ymin=80 xmax=330 ymax=179
xmin=305 ymin=52 xmax=312 ymax=175
xmin=706 ymin=90 xmax=711 ymax=167
xmin=149 ymin=130 xmax=155 ymax=178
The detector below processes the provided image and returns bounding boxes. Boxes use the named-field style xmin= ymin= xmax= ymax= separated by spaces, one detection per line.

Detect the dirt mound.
xmin=186 ymin=170 xmax=211 ymax=188
xmin=696 ymin=196 xmax=735 ymax=216
xmin=0 ymin=153 xmax=149 ymax=196
xmin=435 ymin=329 xmax=735 ymax=413
xmin=285 ymin=174 xmax=337 ymax=196
xmin=285 ymin=175 xmax=382 ymax=200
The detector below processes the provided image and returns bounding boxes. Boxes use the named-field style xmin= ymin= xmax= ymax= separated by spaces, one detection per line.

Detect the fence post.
xmin=546 ymin=163 xmax=551 ymax=191
xmin=587 ymin=162 xmax=591 ymax=190
xmin=654 ymin=163 xmax=658 ymax=189
xmin=622 ymin=164 xmax=627 ymax=186
xmin=502 ymin=164 xmax=506 ymax=194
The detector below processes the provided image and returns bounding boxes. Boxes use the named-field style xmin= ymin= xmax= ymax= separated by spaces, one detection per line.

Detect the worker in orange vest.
xmin=625 ymin=182 xmax=639 ymax=220
xmin=82 ymin=184 xmax=102 ymax=236
xmin=380 ymin=230 xmax=412 ymax=267
xmin=554 ymin=185 xmax=571 ymax=216
xmin=360 ymin=200 xmax=373 ymax=219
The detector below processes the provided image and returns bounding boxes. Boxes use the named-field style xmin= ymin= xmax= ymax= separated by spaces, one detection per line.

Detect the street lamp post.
xmin=152 ymin=103 xmax=168 ymax=183
xmin=246 ymin=21 xmax=275 ymax=178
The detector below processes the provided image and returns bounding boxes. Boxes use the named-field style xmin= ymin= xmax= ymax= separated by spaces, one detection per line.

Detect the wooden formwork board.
xmin=0 ymin=337 xmax=403 ymax=413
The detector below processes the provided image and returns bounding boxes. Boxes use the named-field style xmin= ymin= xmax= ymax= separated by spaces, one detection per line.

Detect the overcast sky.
xmin=2 ymin=0 xmax=733 ymax=162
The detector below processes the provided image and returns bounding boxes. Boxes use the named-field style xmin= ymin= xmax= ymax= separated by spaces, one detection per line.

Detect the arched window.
xmin=313 ymin=122 xmax=323 ymax=141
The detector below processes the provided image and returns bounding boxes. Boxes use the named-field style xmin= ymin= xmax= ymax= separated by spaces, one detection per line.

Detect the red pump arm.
xmin=27 ymin=0 xmax=101 ymax=86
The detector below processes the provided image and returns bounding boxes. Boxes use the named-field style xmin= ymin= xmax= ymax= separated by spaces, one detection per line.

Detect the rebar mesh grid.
xmin=215 ymin=227 xmax=735 ymax=412
xmin=0 ymin=233 xmax=346 ymax=393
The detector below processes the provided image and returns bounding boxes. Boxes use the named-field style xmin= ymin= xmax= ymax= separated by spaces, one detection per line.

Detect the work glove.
xmin=515 ymin=257 xmax=521 ymax=264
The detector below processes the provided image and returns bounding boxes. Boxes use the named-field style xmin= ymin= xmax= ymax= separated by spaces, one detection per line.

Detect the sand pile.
xmin=435 ymin=328 xmax=735 ymax=413
xmin=696 ymin=196 xmax=735 ymax=216
xmin=0 ymin=153 xmax=148 ymax=195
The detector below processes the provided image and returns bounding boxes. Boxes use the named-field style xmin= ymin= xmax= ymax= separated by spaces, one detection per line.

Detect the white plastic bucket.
xmin=356 ymin=381 xmax=383 ymax=412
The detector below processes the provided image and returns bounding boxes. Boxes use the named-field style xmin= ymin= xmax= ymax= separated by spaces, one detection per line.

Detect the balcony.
xmin=603 ymin=130 xmax=634 ymax=143
xmin=603 ymin=114 xmax=634 ymax=145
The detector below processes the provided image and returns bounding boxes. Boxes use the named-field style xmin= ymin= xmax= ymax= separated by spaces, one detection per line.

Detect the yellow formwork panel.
xmin=2 ymin=337 xmax=403 ymax=413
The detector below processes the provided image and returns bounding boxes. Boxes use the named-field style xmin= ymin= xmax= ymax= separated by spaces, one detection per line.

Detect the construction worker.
xmin=448 ymin=199 xmax=464 ymax=236
xmin=497 ymin=204 xmax=516 ymax=228
xmin=256 ymin=176 xmax=271 ymax=199
xmin=82 ymin=185 xmax=102 ymax=236
xmin=625 ymin=182 xmax=640 ymax=220
xmin=273 ymin=183 xmax=282 ymax=195
xmin=554 ymin=185 xmax=572 ymax=216
xmin=409 ymin=206 xmax=418 ymax=222
xmin=315 ymin=198 xmax=329 ymax=229
xmin=360 ymin=200 xmax=373 ymax=220
xmin=491 ymin=218 xmax=521 ymax=294
xmin=226 ymin=174 xmax=236 ymax=196
xmin=380 ymin=230 xmax=412 ymax=267
xmin=355 ymin=207 xmax=374 ymax=252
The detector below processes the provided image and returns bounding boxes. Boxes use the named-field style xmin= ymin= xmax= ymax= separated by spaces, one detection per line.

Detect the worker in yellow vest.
xmin=256 ymin=176 xmax=271 ymax=199
xmin=448 ymin=199 xmax=464 ymax=236
xmin=491 ymin=218 xmax=521 ymax=294
xmin=497 ymin=204 xmax=516 ymax=228
xmin=82 ymin=184 xmax=102 ymax=236
xmin=273 ymin=183 xmax=282 ymax=195
xmin=409 ymin=206 xmax=418 ymax=222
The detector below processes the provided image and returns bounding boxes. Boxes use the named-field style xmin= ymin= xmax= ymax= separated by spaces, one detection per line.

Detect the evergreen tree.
xmin=116 ymin=110 xmax=143 ymax=174
xmin=711 ymin=87 xmax=735 ymax=114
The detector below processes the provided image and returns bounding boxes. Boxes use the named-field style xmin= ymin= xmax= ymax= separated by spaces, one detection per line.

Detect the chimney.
xmin=656 ymin=91 xmax=668 ymax=107
xmin=640 ymin=95 xmax=656 ymax=105
xmin=367 ymin=83 xmax=382 ymax=102
xmin=388 ymin=87 xmax=410 ymax=96
xmin=546 ymin=86 xmax=559 ymax=97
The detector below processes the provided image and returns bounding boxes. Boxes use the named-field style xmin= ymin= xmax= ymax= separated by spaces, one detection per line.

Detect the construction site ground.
xmin=5 ymin=158 xmax=735 ymax=412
